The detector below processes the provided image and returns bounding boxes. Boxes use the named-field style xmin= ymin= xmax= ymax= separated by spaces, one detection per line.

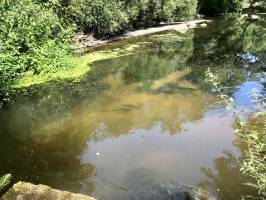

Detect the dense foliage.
xmin=63 ymin=0 xmax=198 ymax=36
xmin=126 ymin=0 xmax=197 ymax=27
xmin=81 ymin=0 xmax=129 ymax=36
xmin=0 ymin=0 xmax=74 ymax=93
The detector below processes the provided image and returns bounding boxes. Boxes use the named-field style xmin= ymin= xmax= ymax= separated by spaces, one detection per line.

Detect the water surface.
xmin=0 ymin=16 xmax=265 ymax=200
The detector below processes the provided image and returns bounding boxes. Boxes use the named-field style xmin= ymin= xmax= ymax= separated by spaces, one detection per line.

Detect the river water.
xmin=0 ymin=16 xmax=265 ymax=200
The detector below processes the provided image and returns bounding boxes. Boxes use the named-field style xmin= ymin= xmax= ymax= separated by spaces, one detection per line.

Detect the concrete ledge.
xmin=1 ymin=182 xmax=95 ymax=200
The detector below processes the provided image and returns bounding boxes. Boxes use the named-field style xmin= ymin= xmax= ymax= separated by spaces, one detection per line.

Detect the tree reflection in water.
xmin=199 ymin=148 xmax=258 ymax=199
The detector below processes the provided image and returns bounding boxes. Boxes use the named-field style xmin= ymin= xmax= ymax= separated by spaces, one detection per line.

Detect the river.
xmin=0 ymin=15 xmax=265 ymax=200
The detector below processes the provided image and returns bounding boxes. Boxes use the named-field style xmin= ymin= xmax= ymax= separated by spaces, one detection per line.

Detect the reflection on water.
xmin=80 ymin=113 xmax=237 ymax=200
xmin=0 ymin=15 xmax=266 ymax=199
xmin=199 ymin=150 xmax=257 ymax=200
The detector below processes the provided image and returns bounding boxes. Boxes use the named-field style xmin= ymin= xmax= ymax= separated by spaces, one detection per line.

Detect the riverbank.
xmin=12 ymin=19 xmax=211 ymax=89
xmin=72 ymin=19 xmax=211 ymax=53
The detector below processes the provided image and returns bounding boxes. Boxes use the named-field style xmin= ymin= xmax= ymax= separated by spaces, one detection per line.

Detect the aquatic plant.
xmin=205 ymin=68 xmax=266 ymax=199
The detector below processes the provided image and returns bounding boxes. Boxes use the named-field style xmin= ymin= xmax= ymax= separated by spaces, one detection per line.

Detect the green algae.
xmin=12 ymin=42 xmax=148 ymax=89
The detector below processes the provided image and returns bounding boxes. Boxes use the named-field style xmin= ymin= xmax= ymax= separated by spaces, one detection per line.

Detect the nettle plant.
xmin=205 ymin=68 xmax=266 ymax=199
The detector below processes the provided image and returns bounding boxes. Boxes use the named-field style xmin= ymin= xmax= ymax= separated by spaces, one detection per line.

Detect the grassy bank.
xmin=12 ymin=42 xmax=147 ymax=88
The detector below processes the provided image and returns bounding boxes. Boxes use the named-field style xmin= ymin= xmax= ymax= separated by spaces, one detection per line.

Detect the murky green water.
xmin=0 ymin=16 xmax=265 ymax=200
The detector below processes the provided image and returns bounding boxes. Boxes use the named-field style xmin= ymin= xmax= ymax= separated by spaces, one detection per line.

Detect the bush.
xmin=161 ymin=0 xmax=197 ymax=21
xmin=125 ymin=0 xmax=161 ymax=27
xmin=64 ymin=0 xmax=197 ymax=35
xmin=125 ymin=0 xmax=197 ymax=27
xmin=70 ymin=0 xmax=129 ymax=37
xmin=176 ymin=0 xmax=198 ymax=20
xmin=0 ymin=0 xmax=73 ymax=92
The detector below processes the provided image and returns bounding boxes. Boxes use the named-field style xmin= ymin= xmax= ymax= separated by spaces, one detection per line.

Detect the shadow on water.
xmin=0 ymin=15 xmax=266 ymax=199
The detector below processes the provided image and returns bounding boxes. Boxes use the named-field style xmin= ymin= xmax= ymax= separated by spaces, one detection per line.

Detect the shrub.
xmin=168 ymin=0 xmax=197 ymax=21
xmin=73 ymin=0 xmax=129 ymax=37
xmin=64 ymin=0 xmax=198 ymax=35
xmin=0 ymin=0 xmax=73 ymax=93
xmin=126 ymin=0 xmax=197 ymax=27
xmin=126 ymin=0 xmax=161 ymax=27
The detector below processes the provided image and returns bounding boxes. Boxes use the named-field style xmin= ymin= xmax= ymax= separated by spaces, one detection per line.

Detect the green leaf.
xmin=0 ymin=174 xmax=12 ymax=190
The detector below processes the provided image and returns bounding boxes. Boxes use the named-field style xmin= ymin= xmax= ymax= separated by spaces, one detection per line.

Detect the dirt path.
xmin=72 ymin=19 xmax=212 ymax=52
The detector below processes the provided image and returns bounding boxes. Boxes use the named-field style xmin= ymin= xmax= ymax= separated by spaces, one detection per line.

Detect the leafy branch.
xmin=0 ymin=174 xmax=12 ymax=191
xmin=205 ymin=67 xmax=266 ymax=199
